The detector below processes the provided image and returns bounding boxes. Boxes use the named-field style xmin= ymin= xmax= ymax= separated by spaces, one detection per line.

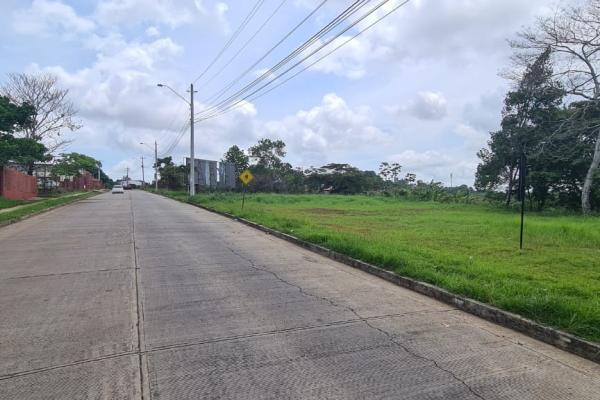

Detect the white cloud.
xmin=390 ymin=91 xmax=448 ymax=121
xmin=305 ymin=35 xmax=391 ymax=79
xmin=454 ymin=123 xmax=487 ymax=151
xmin=410 ymin=91 xmax=447 ymax=120
xmin=12 ymin=0 xmax=96 ymax=36
xmin=387 ymin=149 xmax=477 ymax=185
xmin=262 ymin=93 xmax=386 ymax=166
xmin=94 ymin=0 xmax=216 ymax=28
xmin=145 ymin=26 xmax=161 ymax=37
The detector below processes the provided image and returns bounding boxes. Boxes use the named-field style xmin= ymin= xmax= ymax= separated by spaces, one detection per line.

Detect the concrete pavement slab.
xmin=0 ymin=355 xmax=140 ymax=400
xmin=130 ymin=191 xmax=600 ymax=399
xmin=2 ymin=190 xmax=600 ymax=399
xmin=0 ymin=192 xmax=139 ymax=399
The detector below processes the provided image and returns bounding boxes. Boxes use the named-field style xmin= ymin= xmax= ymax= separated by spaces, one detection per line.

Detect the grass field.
xmin=0 ymin=191 xmax=98 ymax=223
xmin=0 ymin=197 xmax=29 ymax=210
xmin=161 ymin=190 xmax=600 ymax=343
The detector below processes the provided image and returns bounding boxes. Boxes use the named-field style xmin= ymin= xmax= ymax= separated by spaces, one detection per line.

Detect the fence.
xmin=0 ymin=167 xmax=38 ymax=200
xmin=60 ymin=172 xmax=103 ymax=191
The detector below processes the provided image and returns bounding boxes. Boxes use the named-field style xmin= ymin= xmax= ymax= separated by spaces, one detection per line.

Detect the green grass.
xmin=0 ymin=191 xmax=99 ymax=223
xmin=0 ymin=197 xmax=30 ymax=210
xmin=160 ymin=190 xmax=600 ymax=343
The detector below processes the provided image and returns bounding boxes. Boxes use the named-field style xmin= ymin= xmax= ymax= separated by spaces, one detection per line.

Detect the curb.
xmin=0 ymin=191 xmax=102 ymax=229
xmin=156 ymin=193 xmax=600 ymax=364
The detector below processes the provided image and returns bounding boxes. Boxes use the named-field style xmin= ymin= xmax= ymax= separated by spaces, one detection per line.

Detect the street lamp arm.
xmin=156 ymin=83 xmax=190 ymax=105
xmin=139 ymin=142 xmax=154 ymax=151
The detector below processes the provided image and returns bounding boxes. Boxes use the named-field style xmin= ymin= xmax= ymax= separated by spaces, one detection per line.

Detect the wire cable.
xmin=192 ymin=0 xmax=266 ymax=84
xmin=161 ymin=120 xmax=191 ymax=156
xmin=201 ymin=0 xmax=330 ymax=106
xmin=196 ymin=0 xmax=389 ymax=121
xmin=200 ymin=0 xmax=289 ymax=93
xmin=196 ymin=0 xmax=410 ymax=123
xmin=198 ymin=0 xmax=370 ymax=117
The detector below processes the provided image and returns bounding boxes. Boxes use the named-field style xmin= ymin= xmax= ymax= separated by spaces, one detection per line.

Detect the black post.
xmin=241 ymin=185 xmax=246 ymax=210
xmin=519 ymin=146 xmax=526 ymax=250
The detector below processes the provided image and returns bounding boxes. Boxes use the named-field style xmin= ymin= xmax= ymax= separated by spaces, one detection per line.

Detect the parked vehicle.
xmin=112 ymin=185 xmax=124 ymax=194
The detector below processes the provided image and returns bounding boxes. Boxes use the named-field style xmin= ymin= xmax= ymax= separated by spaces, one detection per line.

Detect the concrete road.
xmin=1 ymin=190 xmax=599 ymax=399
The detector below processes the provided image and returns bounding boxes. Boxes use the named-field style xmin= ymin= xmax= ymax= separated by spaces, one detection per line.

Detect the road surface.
xmin=1 ymin=190 xmax=599 ymax=399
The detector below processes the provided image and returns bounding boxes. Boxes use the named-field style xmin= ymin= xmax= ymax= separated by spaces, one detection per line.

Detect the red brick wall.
xmin=60 ymin=172 xmax=103 ymax=191
xmin=0 ymin=167 xmax=38 ymax=200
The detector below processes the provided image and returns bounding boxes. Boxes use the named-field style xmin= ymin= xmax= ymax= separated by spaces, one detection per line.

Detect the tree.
xmin=511 ymin=0 xmax=600 ymax=213
xmin=0 ymin=96 xmax=35 ymax=134
xmin=51 ymin=153 xmax=101 ymax=178
xmin=0 ymin=96 xmax=47 ymax=168
xmin=0 ymin=134 xmax=48 ymax=167
xmin=476 ymin=48 xmax=565 ymax=207
xmin=1 ymin=73 xmax=81 ymax=153
xmin=305 ymin=163 xmax=382 ymax=194
xmin=379 ymin=162 xmax=402 ymax=188
xmin=156 ymin=156 xmax=187 ymax=190
xmin=222 ymin=145 xmax=249 ymax=173
xmin=405 ymin=173 xmax=416 ymax=184
xmin=248 ymin=138 xmax=286 ymax=169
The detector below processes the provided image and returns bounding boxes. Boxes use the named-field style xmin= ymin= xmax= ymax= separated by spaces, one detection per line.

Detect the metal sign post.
xmin=239 ymin=169 xmax=254 ymax=211
xmin=519 ymin=146 xmax=527 ymax=250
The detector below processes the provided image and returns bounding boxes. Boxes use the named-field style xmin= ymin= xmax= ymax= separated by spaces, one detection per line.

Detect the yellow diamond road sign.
xmin=239 ymin=169 xmax=254 ymax=186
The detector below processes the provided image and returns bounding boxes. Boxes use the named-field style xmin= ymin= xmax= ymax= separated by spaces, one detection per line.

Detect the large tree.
xmin=0 ymin=134 xmax=48 ymax=167
xmin=511 ymin=0 xmax=600 ymax=213
xmin=0 ymin=96 xmax=47 ymax=168
xmin=1 ymin=73 xmax=81 ymax=153
xmin=222 ymin=145 xmax=249 ymax=173
xmin=51 ymin=152 xmax=101 ymax=178
xmin=0 ymin=96 xmax=35 ymax=134
xmin=248 ymin=138 xmax=286 ymax=169
xmin=156 ymin=156 xmax=187 ymax=190
xmin=476 ymin=48 xmax=565 ymax=207
xmin=306 ymin=163 xmax=382 ymax=194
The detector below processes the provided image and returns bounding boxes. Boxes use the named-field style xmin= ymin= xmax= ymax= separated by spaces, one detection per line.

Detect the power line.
xmin=200 ymin=0 xmax=289 ymax=93
xmin=192 ymin=0 xmax=266 ymax=84
xmin=198 ymin=0 xmax=370 ymax=118
xmin=159 ymin=102 xmax=188 ymax=145
xmin=197 ymin=0 xmax=409 ymax=122
xmin=162 ymin=121 xmax=189 ymax=156
xmin=201 ymin=0 xmax=330 ymax=106
xmin=161 ymin=120 xmax=191 ymax=156
xmin=246 ymin=0 xmax=411 ymax=105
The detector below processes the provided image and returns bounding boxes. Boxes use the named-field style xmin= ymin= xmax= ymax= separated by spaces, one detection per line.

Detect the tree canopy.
xmin=0 ymin=134 xmax=48 ymax=167
xmin=222 ymin=145 xmax=249 ymax=173
xmin=51 ymin=153 xmax=101 ymax=178
xmin=0 ymin=96 xmax=47 ymax=167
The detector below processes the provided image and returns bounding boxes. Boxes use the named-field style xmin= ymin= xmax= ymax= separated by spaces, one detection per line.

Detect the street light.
xmin=140 ymin=141 xmax=158 ymax=192
xmin=156 ymin=83 xmax=197 ymax=196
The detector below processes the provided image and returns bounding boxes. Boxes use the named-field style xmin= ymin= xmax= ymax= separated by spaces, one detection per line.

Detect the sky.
xmin=0 ymin=0 xmax=567 ymax=184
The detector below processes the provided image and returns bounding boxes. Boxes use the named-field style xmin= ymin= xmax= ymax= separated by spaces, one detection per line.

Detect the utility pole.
xmin=450 ymin=173 xmax=453 ymax=189
xmin=156 ymin=82 xmax=196 ymax=196
xmin=141 ymin=156 xmax=145 ymax=187
xmin=126 ymin=167 xmax=129 ymax=189
xmin=188 ymin=83 xmax=197 ymax=196
xmin=154 ymin=141 xmax=158 ymax=192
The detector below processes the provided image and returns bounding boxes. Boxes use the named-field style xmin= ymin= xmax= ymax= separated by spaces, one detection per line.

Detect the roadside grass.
xmin=158 ymin=190 xmax=600 ymax=343
xmin=0 ymin=197 xmax=30 ymax=210
xmin=0 ymin=191 xmax=99 ymax=223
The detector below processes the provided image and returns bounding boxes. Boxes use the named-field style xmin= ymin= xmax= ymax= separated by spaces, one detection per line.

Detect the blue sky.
xmin=0 ymin=0 xmax=563 ymax=184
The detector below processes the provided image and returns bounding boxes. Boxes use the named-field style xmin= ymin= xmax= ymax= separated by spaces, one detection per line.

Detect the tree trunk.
xmin=505 ymin=167 xmax=515 ymax=206
xmin=582 ymin=128 xmax=600 ymax=215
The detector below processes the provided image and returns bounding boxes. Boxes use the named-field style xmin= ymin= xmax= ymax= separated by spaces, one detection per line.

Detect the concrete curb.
xmin=155 ymin=193 xmax=600 ymax=364
xmin=0 ymin=191 xmax=102 ymax=229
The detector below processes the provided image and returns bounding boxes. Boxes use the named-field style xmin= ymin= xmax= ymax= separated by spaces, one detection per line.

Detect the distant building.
xmin=185 ymin=158 xmax=237 ymax=189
